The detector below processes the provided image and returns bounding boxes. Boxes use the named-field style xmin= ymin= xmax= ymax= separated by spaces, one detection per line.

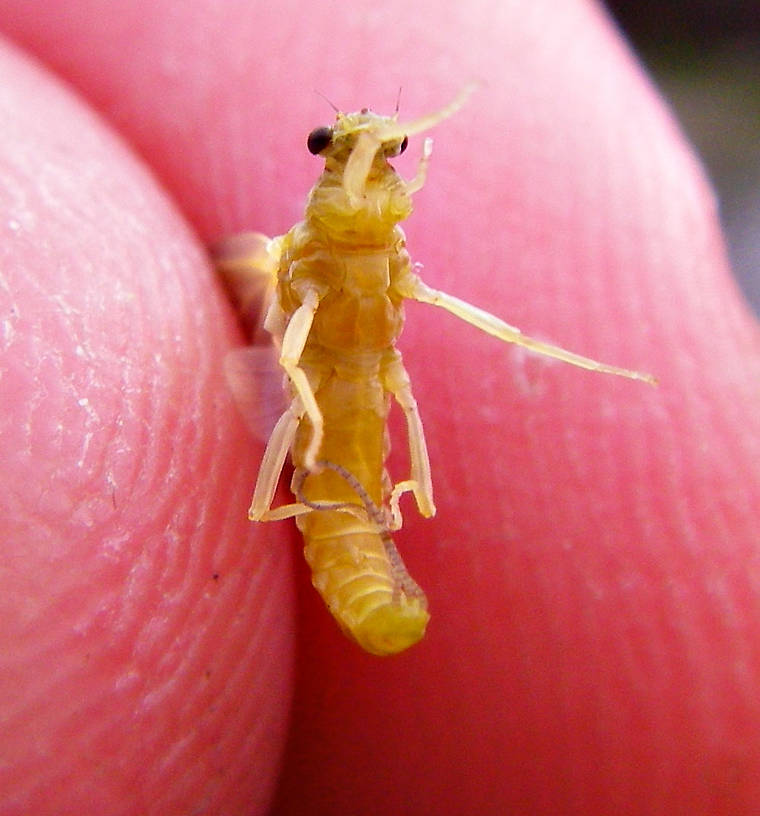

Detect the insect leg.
xmin=278 ymin=286 xmax=326 ymax=469
xmin=343 ymin=131 xmax=383 ymax=205
xmin=401 ymin=275 xmax=657 ymax=384
xmin=405 ymin=138 xmax=433 ymax=195
xmin=382 ymin=352 xmax=436 ymax=527
xmin=248 ymin=401 xmax=306 ymax=521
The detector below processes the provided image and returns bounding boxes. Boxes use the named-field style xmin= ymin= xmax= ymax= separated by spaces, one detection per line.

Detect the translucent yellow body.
xmin=262 ymin=108 xmax=434 ymax=655
xmin=215 ymin=88 xmax=655 ymax=656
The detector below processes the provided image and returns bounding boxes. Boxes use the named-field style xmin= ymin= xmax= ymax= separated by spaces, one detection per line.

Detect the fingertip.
xmin=0 ymin=42 xmax=293 ymax=815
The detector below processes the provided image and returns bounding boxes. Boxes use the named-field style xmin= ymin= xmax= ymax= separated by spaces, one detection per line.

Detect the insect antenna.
xmin=294 ymin=462 xmax=424 ymax=603
xmin=293 ymin=460 xmax=391 ymax=530
xmin=379 ymin=530 xmax=426 ymax=603
xmin=313 ymin=89 xmax=340 ymax=113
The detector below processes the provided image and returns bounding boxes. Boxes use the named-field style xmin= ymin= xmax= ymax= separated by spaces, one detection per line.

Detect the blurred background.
xmin=603 ymin=0 xmax=760 ymax=316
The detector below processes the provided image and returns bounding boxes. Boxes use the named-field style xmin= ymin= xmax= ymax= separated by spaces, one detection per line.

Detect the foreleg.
xmin=399 ymin=275 xmax=656 ymax=384
xmin=405 ymin=138 xmax=433 ymax=195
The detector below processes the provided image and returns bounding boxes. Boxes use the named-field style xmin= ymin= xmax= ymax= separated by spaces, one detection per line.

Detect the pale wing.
xmin=223 ymin=346 xmax=286 ymax=443
xmin=212 ymin=232 xmax=287 ymax=440
xmin=211 ymin=231 xmax=280 ymax=344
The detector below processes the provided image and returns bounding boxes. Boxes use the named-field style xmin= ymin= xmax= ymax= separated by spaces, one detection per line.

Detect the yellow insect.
xmin=214 ymin=86 xmax=655 ymax=656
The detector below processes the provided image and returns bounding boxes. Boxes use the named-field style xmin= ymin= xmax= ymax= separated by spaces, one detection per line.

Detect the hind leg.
xmin=382 ymin=351 xmax=436 ymax=528
xmin=248 ymin=400 xmax=312 ymax=521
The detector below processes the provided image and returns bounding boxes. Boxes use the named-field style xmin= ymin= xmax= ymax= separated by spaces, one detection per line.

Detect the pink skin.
xmin=1 ymin=1 xmax=760 ymax=814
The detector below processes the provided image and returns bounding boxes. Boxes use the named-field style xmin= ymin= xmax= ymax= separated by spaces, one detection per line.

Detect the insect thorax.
xmin=305 ymin=167 xmax=413 ymax=245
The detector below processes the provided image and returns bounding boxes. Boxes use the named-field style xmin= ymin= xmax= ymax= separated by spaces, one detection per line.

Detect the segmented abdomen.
xmin=291 ymin=328 xmax=427 ymax=654
xmin=298 ymin=509 xmax=428 ymax=656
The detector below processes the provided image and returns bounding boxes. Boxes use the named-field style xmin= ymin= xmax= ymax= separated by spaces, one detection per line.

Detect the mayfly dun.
xmin=213 ymin=85 xmax=655 ymax=656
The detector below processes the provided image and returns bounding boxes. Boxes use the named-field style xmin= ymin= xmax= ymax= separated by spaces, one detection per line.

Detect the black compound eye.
xmin=399 ymin=135 xmax=408 ymax=154
xmin=307 ymin=126 xmax=333 ymax=155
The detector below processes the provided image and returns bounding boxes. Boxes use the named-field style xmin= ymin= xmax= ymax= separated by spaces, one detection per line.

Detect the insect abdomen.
xmin=299 ymin=510 xmax=428 ymax=656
